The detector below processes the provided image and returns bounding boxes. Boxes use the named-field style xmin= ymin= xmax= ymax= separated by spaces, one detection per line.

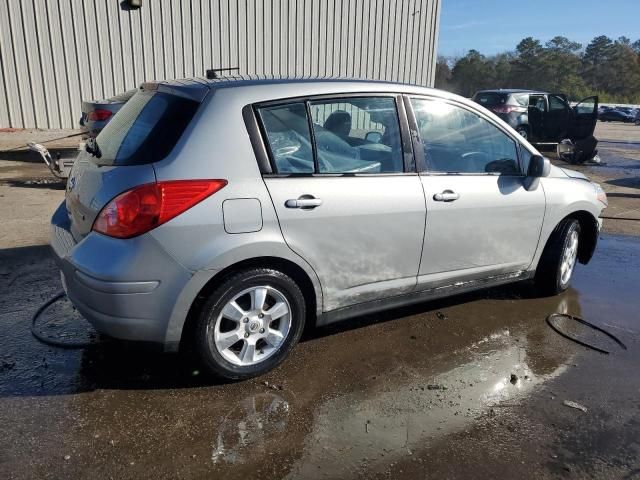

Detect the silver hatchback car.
xmin=51 ymin=77 xmax=607 ymax=379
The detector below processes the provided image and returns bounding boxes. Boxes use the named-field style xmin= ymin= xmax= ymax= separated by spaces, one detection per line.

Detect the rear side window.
xmin=309 ymin=97 xmax=403 ymax=173
xmin=95 ymin=90 xmax=200 ymax=166
xmin=257 ymin=96 xmax=404 ymax=174
xmin=256 ymin=103 xmax=314 ymax=173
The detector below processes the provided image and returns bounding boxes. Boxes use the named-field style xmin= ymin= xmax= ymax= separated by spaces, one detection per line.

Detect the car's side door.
xmin=569 ymin=96 xmax=599 ymax=140
xmin=527 ymin=94 xmax=546 ymax=140
xmin=256 ymin=95 xmax=426 ymax=312
xmin=543 ymin=94 xmax=571 ymax=140
xmin=406 ymin=96 xmax=546 ymax=289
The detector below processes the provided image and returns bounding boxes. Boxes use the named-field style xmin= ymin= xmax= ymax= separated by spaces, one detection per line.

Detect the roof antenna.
xmin=206 ymin=67 xmax=240 ymax=79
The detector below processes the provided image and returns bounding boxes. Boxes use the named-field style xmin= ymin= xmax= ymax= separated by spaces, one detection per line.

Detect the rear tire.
xmin=535 ymin=219 xmax=581 ymax=296
xmin=194 ymin=268 xmax=306 ymax=380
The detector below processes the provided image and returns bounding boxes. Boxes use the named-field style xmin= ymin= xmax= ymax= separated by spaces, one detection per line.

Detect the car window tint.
xmin=575 ymin=99 xmax=596 ymax=114
xmin=95 ymin=90 xmax=200 ymax=166
xmin=257 ymin=103 xmax=314 ymax=173
xmin=473 ymin=92 xmax=507 ymax=107
xmin=309 ymin=97 xmax=404 ymax=173
xmin=411 ymin=98 xmax=520 ymax=175
xmin=530 ymin=96 xmax=546 ymax=111
xmin=549 ymin=95 xmax=567 ymax=111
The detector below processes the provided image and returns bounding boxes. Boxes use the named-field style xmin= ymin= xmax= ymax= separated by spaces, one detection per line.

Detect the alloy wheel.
xmin=209 ymin=286 xmax=292 ymax=366
xmin=560 ymin=230 xmax=579 ymax=286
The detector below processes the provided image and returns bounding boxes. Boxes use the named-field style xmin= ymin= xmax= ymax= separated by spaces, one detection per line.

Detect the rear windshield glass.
xmin=94 ymin=90 xmax=200 ymax=166
xmin=474 ymin=92 xmax=507 ymax=107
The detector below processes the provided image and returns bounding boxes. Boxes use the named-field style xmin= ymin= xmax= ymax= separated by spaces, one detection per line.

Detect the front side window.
xmin=549 ymin=95 xmax=567 ymax=111
xmin=411 ymin=98 xmax=521 ymax=175
xmin=529 ymin=95 xmax=546 ymax=112
xmin=257 ymin=97 xmax=404 ymax=174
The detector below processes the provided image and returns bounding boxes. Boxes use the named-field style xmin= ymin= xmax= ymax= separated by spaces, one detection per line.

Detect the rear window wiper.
xmin=85 ymin=138 xmax=102 ymax=158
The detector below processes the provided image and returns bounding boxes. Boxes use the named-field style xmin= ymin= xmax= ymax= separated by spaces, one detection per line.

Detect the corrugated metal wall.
xmin=0 ymin=0 xmax=441 ymax=129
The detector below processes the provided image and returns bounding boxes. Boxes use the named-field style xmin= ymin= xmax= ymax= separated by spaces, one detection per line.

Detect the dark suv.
xmin=472 ymin=89 xmax=598 ymax=143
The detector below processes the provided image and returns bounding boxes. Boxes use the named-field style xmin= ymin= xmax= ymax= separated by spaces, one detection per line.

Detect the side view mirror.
xmin=524 ymin=154 xmax=550 ymax=191
xmin=365 ymin=131 xmax=382 ymax=143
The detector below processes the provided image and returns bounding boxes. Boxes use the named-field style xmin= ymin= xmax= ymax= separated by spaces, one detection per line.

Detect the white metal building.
xmin=0 ymin=0 xmax=441 ymax=129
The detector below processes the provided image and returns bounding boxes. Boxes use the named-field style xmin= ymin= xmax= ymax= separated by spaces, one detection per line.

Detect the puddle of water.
xmin=211 ymin=392 xmax=291 ymax=465
xmin=286 ymin=332 xmax=568 ymax=478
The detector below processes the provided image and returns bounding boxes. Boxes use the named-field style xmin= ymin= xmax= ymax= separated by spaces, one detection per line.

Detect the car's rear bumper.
xmin=50 ymin=201 xmax=192 ymax=347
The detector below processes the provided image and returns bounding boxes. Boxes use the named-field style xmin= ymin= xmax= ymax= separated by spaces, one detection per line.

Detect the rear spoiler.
xmin=139 ymin=80 xmax=210 ymax=103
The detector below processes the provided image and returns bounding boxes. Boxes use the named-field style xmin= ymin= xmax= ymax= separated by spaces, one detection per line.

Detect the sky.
xmin=437 ymin=0 xmax=640 ymax=58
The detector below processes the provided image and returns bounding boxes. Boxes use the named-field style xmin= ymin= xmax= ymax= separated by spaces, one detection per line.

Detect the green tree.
xmin=444 ymin=35 xmax=640 ymax=104
xmin=583 ymin=35 xmax=614 ymax=91
xmin=450 ymin=50 xmax=495 ymax=96
xmin=510 ymin=37 xmax=545 ymax=88
xmin=546 ymin=36 xmax=582 ymax=53
xmin=540 ymin=36 xmax=587 ymax=96
xmin=603 ymin=40 xmax=640 ymax=100
xmin=434 ymin=56 xmax=452 ymax=90
xmin=492 ymin=53 xmax=514 ymax=89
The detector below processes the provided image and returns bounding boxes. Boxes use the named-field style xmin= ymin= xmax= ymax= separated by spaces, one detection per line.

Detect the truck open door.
xmin=558 ymin=96 xmax=599 ymax=164
xmin=569 ymin=96 xmax=599 ymax=140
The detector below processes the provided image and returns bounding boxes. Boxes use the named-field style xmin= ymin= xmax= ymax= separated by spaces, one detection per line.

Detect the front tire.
xmin=194 ymin=268 xmax=306 ymax=380
xmin=535 ymin=219 xmax=581 ymax=296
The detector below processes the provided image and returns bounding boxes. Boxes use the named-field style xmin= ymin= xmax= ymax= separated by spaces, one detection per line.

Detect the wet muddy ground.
xmin=1 ymin=138 xmax=640 ymax=479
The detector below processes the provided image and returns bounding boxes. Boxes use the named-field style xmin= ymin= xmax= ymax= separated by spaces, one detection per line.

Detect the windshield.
xmin=94 ymin=90 xmax=200 ymax=166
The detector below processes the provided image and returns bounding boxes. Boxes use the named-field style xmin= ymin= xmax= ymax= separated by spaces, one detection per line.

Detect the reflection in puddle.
xmin=212 ymin=393 xmax=290 ymax=465
xmin=285 ymin=330 xmax=569 ymax=478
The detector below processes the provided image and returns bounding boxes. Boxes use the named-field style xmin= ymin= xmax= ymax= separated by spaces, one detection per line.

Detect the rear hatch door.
xmin=66 ymin=81 xmax=209 ymax=241
xmin=473 ymin=92 xmax=510 ymax=118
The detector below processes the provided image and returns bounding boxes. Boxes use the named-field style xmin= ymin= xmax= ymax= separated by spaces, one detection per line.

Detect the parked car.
xmin=80 ymin=89 xmax=136 ymax=137
xmin=598 ymin=108 xmax=635 ymax=123
xmin=635 ymin=109 xmax=640 ymax=126
xmin=614 ymin=106 xmax=635 ymax=115
xmin=51 ymin=78 xmax=607 ymax=379
xmin=472 ymin=89 xmax=598 ymax=143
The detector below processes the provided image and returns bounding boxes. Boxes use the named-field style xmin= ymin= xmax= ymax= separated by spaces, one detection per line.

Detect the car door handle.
xmin=433 ymin=190 xmax=460 ymax=202
xmin=285 ymin=197 xmax=323 ymax=209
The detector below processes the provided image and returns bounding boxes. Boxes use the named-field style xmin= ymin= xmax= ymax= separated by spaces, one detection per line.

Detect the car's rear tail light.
xmin=491 ymin=105 xmax=507 ymax=113
xmin=93 ymin=180 xmax=227 ymax=238
xmin=87 ymin=109 xmax=113 ymax=121
xmin=491 ymin=105 xmax=524 ymax=114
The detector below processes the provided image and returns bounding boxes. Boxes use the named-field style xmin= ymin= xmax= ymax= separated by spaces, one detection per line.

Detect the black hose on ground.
xmin=546 ymin=313 xmax=627 ymax=354
xmin=31 ymin=291 xmax=95 ymax=349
